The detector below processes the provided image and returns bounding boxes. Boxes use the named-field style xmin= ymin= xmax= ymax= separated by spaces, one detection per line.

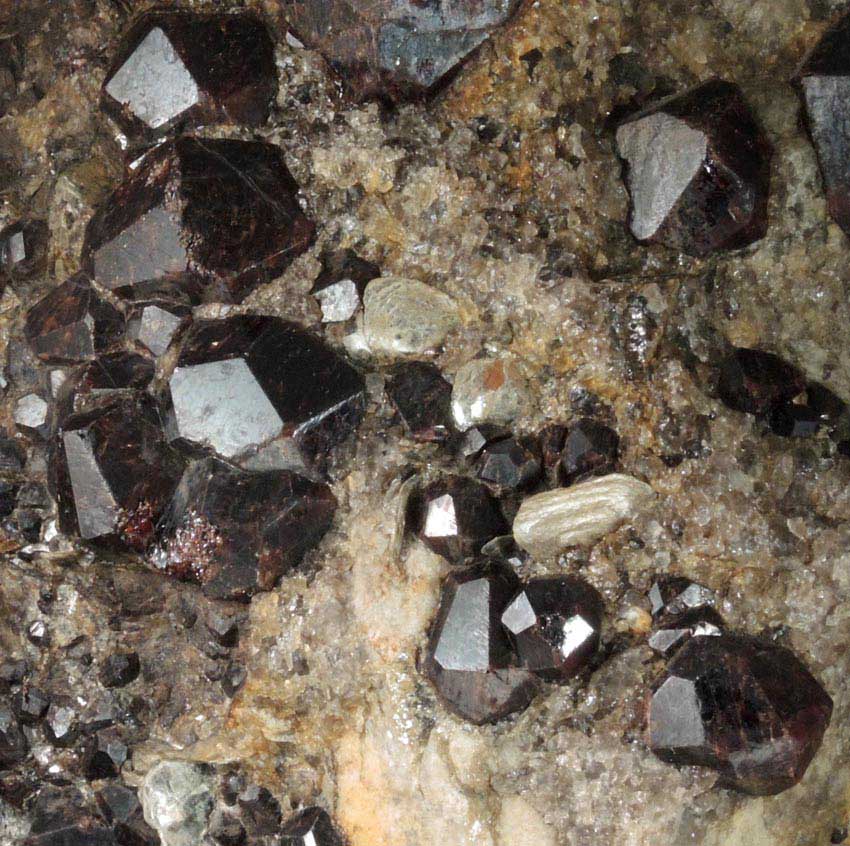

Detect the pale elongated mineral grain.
xmin=363 ymin=277 xmax=459 ymax=355
xmin=513 ymin=474 xmax=655 ymax=556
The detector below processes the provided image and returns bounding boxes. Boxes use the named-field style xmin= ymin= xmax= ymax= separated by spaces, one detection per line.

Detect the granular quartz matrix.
xmin=0 ymin=2 xmax=848 ymax=845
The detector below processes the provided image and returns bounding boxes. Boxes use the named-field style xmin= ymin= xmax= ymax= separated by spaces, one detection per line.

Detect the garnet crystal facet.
xmin=796 ymin=12 xmax=850 ymax=236
xmin=278 ymin=0 xmax=521 ymax=102
xmin=386 ymin=361 xmax=454 ymax=443
xmin=408 ymin=475 xmax=508 ymax=564
xmin=501 ymin=576 xmax=603 ymax=681
xmin=153 ymin=457 xmax=337 ymax=601
xmin=422 ymin=560 xmax=539 ymax=724
xmin=49 ymin=395 xmax=184 ymax=550
xmin=102 ymin=10 xmax=277 ymax=145
xmin=83 ymin=137 xmax=315 ymax=304
xmin=648 ymin=633 xmax=832 ymax=795
xmin=24 ymin=274 xmax=125 ymax=364
xmin=280 ymin=807 xmax=345 ymax=846
xmin=616 ymin=80 xmax=772 ymax=256
xmin=558 ymin=418 xmax=620 ymax=486
xmin=165 ymin=315 xmax=365 ymax=467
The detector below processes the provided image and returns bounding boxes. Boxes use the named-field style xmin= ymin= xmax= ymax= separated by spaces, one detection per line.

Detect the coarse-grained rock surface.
xmin=0 ymin=2 xmax=849 ymax=846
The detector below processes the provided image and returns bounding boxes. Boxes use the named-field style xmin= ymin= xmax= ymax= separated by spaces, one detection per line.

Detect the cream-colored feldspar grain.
xmin=363 ymin=277 xmax=460 ymax=355
xmin=513 ymin=474 xmax=656 ymax=557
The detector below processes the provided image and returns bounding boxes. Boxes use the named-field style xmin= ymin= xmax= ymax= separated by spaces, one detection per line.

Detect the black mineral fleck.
xmin=559 ymin=418 xmax=619 ymax=485
xmin=99 ymin=652 xmax=140 ymax=688
xmin=280 ymin=806 xmax=345 ymax=846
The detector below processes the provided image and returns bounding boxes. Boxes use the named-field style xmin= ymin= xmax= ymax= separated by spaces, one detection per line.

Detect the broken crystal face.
xmin=152 ymin=457 xmax=337 ymax=601
xmin=559 ymin=418 xmax=620 ymax=486
xmin=647 ymin=605 xmax=724 ymax=657
xmin=648 ymin=633 xmax=833 ymax=795
xmin=48 ymin=395 xmax=185 ymax=550
xmin=278 ymin=0 xmax=521 ymax=102
xmin=83 ymin=137 xmax=316 ymax=304
xmin=501 ymin=576 xmax=603 ymax=681
xmin=312 ymin=249 xmax=380 ymax=323
xmin=616 ymin=80 xmax=772 ymax=256
xmin=421 ymin=560 xmax=539 ymax=724
xmin=385 ymin=360 xmax=454 ymax=443
xmin=102 ymin=11 xmax=277 ymax=144
xmin=164 ymin=315 xmax=366 ymax=468
xmin=475 ymin=436 xmax=541 ymax=492
xmin=24 ymin=274 xmax=125 ymax=364
xmin=408 ymin=475 xmax=508 ymax=563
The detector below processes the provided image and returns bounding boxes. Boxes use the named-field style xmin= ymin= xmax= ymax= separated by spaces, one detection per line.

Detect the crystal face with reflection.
xmin=49 ymin=395 xmax=184 ymax=550
xmin=616 ymin=80 xmax=772 ymax=256
xmin=102 ymin=11 xmax=277 ymax=143
xmin=501 ymin=576 xmax=603 ymax=681
xmin=647 ymin=605 xmax=724 ymax=657
xmin=153 ymin=457 xmax=337 ymax=601
xmin=277 ymin=0 xmax=521 ymax=102
xmin=165 ymin=315 xmax=365 ymax=467
xmin=648 ymin=633 xmax=833 ymax=795
xmin=385 ymin=360 xmax=454 ymax=443
xmin=559 ymin=418 xmax=619 ymax=486
xmin=421 ymin=560 xmax=538 ymax=724
xmin=83 ymin=137 xmax=315 ymax=304
xmin=408 ymin=475 xmax=508 ymax=564
xmin=280 ymin=806 xmax=345 ymax=846
xmin=24 ymin=274 xmax=125 ymax=364
xmin=796 ymin=12 xmax=850 ymax=236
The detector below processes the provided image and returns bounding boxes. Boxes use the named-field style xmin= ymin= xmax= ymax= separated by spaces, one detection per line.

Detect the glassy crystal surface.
xmin=501 ymin=576 xmax=603 ymax=681
xmin=475 ymin=436 xmax=541 ymax=492
xmin=312 ymin=249 xmax=380 ymax=323
xmin=83 ymin=137 xmax=315 ymax=304
xmin=647 ymin=605 xmax=724 ymax=657
xmin=408 ymin=475 xmax=508 ymax=563
xmin=49 ymin=395 xmax=184 ymax=550
xmin=616 ymin=80 xmax=772 ymax=255
xmin=59 ymin=351 xmax=154 ymax=416
xmin=24 ymin=274 xmax=125 ymax=364
xmin=421 ymin=560 xmax=539 ymax=724
xmin=559 ymin=418 xmax=619 ymax=486
xmin=796 ymin=12 xmax=850 ymax=236
xmin=280 ymin=806 xmax=345 ymax=846
xmin=152 ymin=457 xmax=337 ymax=601
xmin=127 ymin=299 xmax=191 ymax=357
xmin=648 ymin=633 xmax=833 ymax=795
xmin=648 ymin=575 xmax=716 ymax=618
xmin=102 ymin=11 xmax=277 ymax=143
xmin=278 ymin=0 xmax=521 ymax=102
xmin=386 ymin=360 xmax=454 ymax=442
xmin=165 ymin=315 xmax=365 ymax=466
xmin=0 ymin=219 xmax=48 ymax=282
xmin=717 ymin=347 xmax=806 ymax=416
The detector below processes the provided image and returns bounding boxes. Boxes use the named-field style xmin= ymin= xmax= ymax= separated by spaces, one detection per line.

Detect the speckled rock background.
xmin=1 ymin=0 xmax=849 ymax=844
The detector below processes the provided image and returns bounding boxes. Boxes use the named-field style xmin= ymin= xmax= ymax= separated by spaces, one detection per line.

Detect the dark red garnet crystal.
xmin=83 ymin=137 xmax=315 ymax=304
xmin=648 ymin=633 xmax=832 ymax=795
xmin=501 ymin=576 xmax=603 ymax=681
xmin=49 ymin=395 xmax=184 ymax=550
xmin=153 ymin=457 xmax=337 ymax=601
xmin=616 ymin=80 xmax=772 ymax=256
xmin=164 ymin=315 xmax=365 ymax=467
xmin=421 ymin=560 xmax=539 ymax=724
xmin=386 ymin=361 xmax=454 ymax=443
xmin=102 ymin=10 xmax=277 ymax=145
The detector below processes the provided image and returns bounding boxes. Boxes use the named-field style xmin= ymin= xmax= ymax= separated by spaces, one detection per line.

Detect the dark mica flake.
xmin=281 ymin=807 xmax=345 ymax=846
xmin=796 ymin=12 xmax=850 ymax=237
xmin=648 ymin=633 xmax=833 ymax=795
xmin=386 ymin=361 xmax=454 ymax=442
xmin=165 ymin=315 xmax=366 ymax=467
xmin=616 ymin=80 xmax=772 ymax=256
xmin=501 ymin=576 xmax=603 ymax=681
xmin=153 ymin=457 xmax=337 ymax=601
xmin=278 ymin=0 xmax=521 ymax=102
xmin=102 ymin=10 xmax=277 ymax=145
xmin=421 ymin=559 xmax=538 ymax=724
xmin=408 ymin=475 xmax=508 ymax=564
xmin=83 ymin=137 xmax=315 ymax=304
xmin=24 ymin=274 xmax=125 ymax=364
xmin=49 ymin=395 xmax=184 ymax=550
